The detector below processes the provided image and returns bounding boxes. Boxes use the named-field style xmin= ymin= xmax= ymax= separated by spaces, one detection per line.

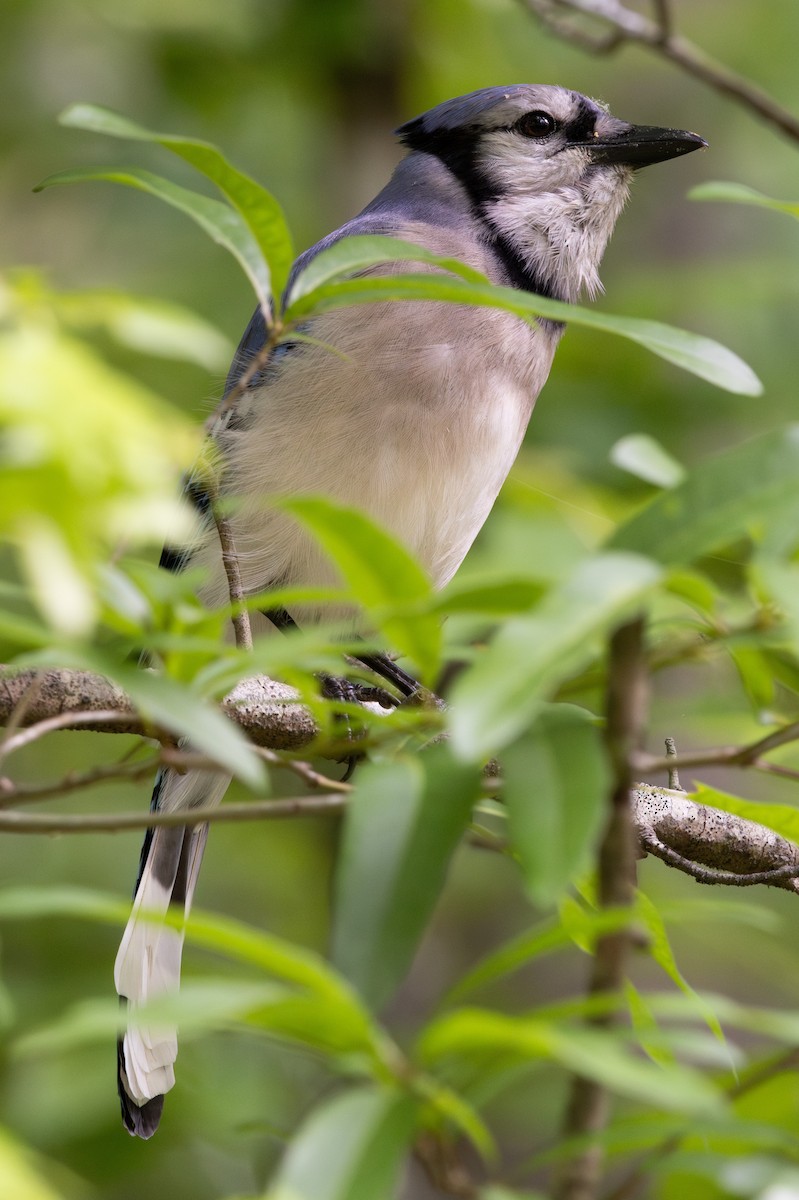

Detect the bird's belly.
xmin=362 ymin=373 xmax=531 ymax=587
xmin=216 ymin=308 xmax=547 ymax=608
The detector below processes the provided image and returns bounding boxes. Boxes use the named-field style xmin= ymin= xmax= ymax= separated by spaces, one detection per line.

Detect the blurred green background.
xmin=3 ymin=1 xmax=799 ymax=1196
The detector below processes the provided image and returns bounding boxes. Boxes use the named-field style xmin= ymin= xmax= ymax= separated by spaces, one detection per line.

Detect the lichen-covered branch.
xmin=1 ymin=664 xmax=799 ymax=901
xmin=0 ymin=667 xmax=317 ymax=750
xmin=633 ymin=784 xmax=799 ymax=892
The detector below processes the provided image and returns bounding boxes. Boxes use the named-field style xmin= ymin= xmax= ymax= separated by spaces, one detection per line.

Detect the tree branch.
xmin=0 ymin=667 xmax=317 ymax=751
xmin=555 ymin=616 xmax=648 ymax=1200
xmin=632 ymin=783 xmax=799 ymax=893
xmin=519 ymin=0 xmax=799 ymax=145
xmin=2 ymin=664 xmax=799 ymax=903
xmin=0 ymin=793 xmax=346 ymax=834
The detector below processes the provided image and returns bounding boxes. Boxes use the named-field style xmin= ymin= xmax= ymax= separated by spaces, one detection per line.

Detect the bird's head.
xmin=397 ymin=85 xmax=706 ymax=302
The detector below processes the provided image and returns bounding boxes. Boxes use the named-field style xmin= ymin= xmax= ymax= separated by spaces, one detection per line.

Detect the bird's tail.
xmin=114 ymin=767 xmax=229 ymax=1138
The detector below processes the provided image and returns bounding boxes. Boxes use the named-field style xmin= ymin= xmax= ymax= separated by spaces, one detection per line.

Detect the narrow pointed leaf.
xmin=450 ymin=552 xmax=662 ymax=760
xmin=284 ymin=273 xmax=761 ymax=396
xmin=36 ymin=167 xmax=271 ymax=311
xmin=609 ymin=425 xmax=799 ymax=565
xmin=418 ymin=1010 xmax=722 ymax=1115
xmin=610 ymin=433 xmax=686 ymax=488
xmin=287 ymin=233 xmax=488 ymax=304
xmin=504 ymin=705 xmax=611 ymax=906
xmin=690 ymin=181 xmax=799 ymax=220
xmin=59 ymin=103 xmax=294 ymax=302
xmin=266 ymin=1087 xmax=417 ymax=1200
xmin=281 ymin=494 xmax=441 ymax=682
xmin=332 ymin=749 xmax=482 ymax=1009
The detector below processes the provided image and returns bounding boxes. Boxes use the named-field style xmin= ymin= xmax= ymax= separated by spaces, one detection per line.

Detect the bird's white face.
xmin=468 ymin=88 xmax=634 ymax=302
xmin=399 ymin=84 xmax=704 ymax=303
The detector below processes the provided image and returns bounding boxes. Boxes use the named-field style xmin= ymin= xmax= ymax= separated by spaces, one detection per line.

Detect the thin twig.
xmin=651 ymin=0 xmax=671 ymax=40
xmin=634 ymin=720 xmax=799 ymax=776
xmin=663 ymin=737 xmax=681 ymax=791
xmin=0 ymin=793 xmax=346 ymax=834
xmin=0 ymin=710 xmax=139 ymax=758
xmin=604 ymin=1048 xmax=799 ymax=1200
xmin=0 ymin=755 xmax=161 ymax=807
xmin=555 ymin=616 xmax=648 ymax=1200
xmin=519 ymin=0 xmax=799 ymax=145
xmin=205 ymin=333 xmax=280 ymax=433
xmin=640 ymin=829 xmax=799 ymax=888
xmin=213 ymin=503 xmax=253 ymax=651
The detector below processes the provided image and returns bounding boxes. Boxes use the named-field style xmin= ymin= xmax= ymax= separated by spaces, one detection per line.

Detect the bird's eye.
xmin=515 ymin=111 xmax=558 ymax=139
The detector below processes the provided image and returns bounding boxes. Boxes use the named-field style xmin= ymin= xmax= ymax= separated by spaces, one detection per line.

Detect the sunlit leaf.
xmin=59 ymin=103 xmax=294 ymax=303
xmin=281 ymin=495 xmax=441 ymax=682
xmin=690 ymin=181 xmax=799 ymax=220
xmin=332 ymin=749 xmax=482 ymax=1009
xmin=692 ymin=783 xmax=799 ymax=848
xmin=287 ymin=233 xmax=488 ymax=303
xmin=36 ymin=166 xmax=271 ymax=311
xmin=450 ymin=552 xmax=662 ymax=760
xmin=432 ymin=576 xmax=546 ymax=617
xmin=15 ymin=980 xmax=290 ymax=1057
xmin=59 ymin=290 xmax=233 ymax=369
xmin=0 ymin=1127 xmax=65 ymax=1200
xmin=284 ymin=272 xmax=762 ymax=396
xmin=610 ymin=433 xmax=686 ymax=488
xmin=417 ymin=1009 xmax=722 ymax=1115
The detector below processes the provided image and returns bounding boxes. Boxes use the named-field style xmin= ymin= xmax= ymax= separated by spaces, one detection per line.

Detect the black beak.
xmin=575 ymin=124 xmax=707 ymax=169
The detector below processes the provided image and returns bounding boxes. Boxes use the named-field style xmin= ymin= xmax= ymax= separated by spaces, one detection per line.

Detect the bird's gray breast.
xmin=222 ymin=290 xmax=556 ymax=598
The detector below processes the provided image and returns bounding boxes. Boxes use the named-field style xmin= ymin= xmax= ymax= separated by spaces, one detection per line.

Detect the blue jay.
xmin=114 ymin=84 xmax=704 ymax=1136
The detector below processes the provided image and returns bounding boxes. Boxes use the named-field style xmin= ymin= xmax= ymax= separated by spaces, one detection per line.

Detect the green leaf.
xmin=332 ymin=748 xmax=482 ymax=1010
xmin=503 ymin=706 xmax=610 ymax=906
xmin=0 ymin=887 xmax=369 ymax=1027
xmin=58 ymin=290 xmax=234 ymax=369
xmin=284 ymin=272 xmax=762 ymax=396
xmin=265 ymin=1087 xmax=417 ymax=1200
xmin=59 ymin=103 xmax=294 ymax=303
xmin=432 ymin=576 xmax=546 ymax=617
xmin=610 ymin=433 xmax=686 ymax=488
xmin=0 ymin=886 xmax=128 ymax=924
xmin=281 ymin=495 xmax=441 ymax=682
xmin=36 ymin=166 xmax=271 ymax=313
xmin=635 ymin=891 xmax=727 ymax=1052
xmin=450 ymin=552 xmax=662 ymax=760
xmin=690 ymin=181 xmax=799 ymax=221
xmin=15 ymin=980 xmax=290 ymax=1057
xmin=446 ymin=907 xmax=638 ymax=1005
xmin=481 ymin=1189 xmax=547 ymax=1200
xmin=756 ymin=559 xmax=799 ymax=653
xmin=417 ymin=1009 xmax=722 ymax=1115
xmin=610 ymin=425 xmax=799 ymax=565
xmin=286 ymin=233 xmax=488 ymax=303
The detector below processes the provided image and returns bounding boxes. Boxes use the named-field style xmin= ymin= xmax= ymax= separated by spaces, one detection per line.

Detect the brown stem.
xmin=521 ymin=0 xmax=799 ymax=145
xmin=554 ymin=617 xmax=648 ymax=1200
xmin=213 ymin=504 xmax=253 ymax=652
xmin=0 ymin=793 xmax=346 ymax=834
xmin=1 ymin=709 xmax=139 ymax=757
